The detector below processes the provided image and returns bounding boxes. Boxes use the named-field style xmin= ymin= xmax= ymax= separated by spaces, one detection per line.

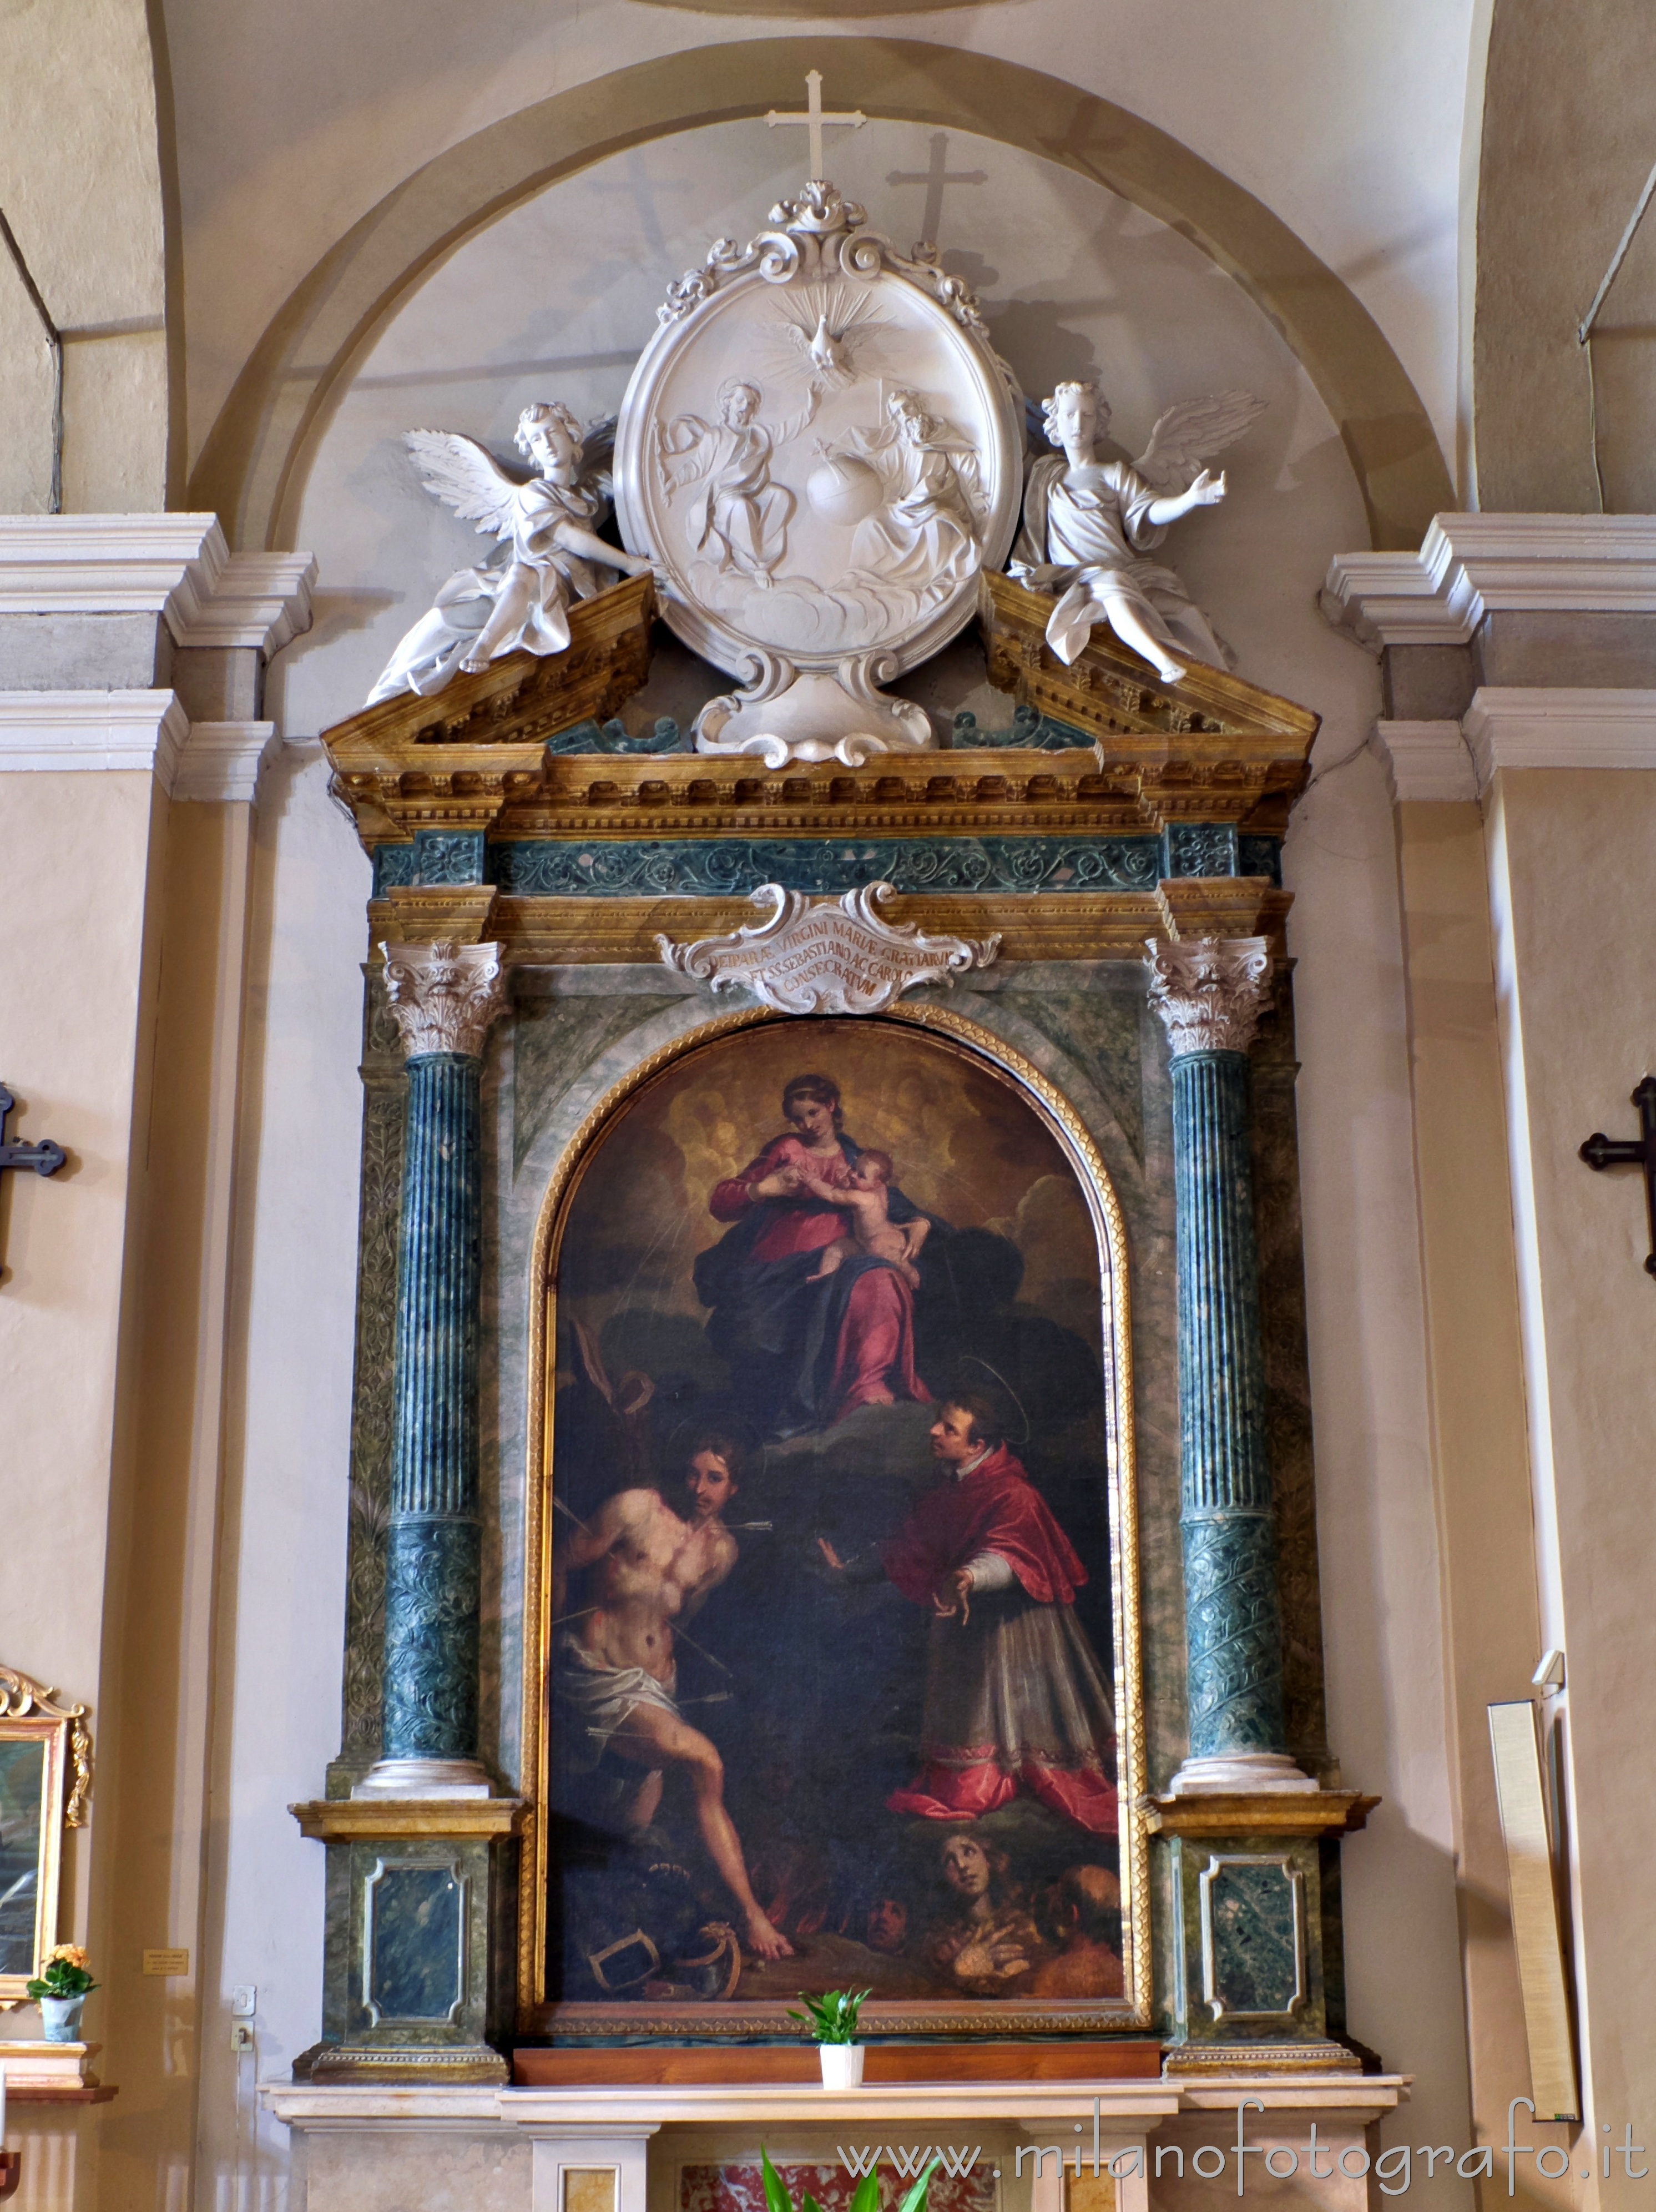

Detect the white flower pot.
xmin=819 ymin=2044 xmax=865 ymax=2089
xmin=40 ymin=1994 xmax=85 ymax=2043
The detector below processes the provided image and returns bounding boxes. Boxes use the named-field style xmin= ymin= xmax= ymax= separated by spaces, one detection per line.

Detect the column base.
xmin=1167 ymin=1751 xmax=1317 ymax=1793
xmin=352 ymin=1757 xmax=493 ymax=1800
xmin=308 ymin=2040 xmax=509 ymax=2085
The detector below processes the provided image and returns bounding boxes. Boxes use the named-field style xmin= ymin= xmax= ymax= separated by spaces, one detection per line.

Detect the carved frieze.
xmin=657 ymin=881 xmax=999 ymax=1013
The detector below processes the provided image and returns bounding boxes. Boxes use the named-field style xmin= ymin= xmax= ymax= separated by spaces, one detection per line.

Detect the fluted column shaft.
xmin=383 ymin=1051 xmax=484 ymax=1761
xmin=357 ymin=941 xmax=506 ymax=1796
xmin=1147 ymin=936 xmax=1309 ymax=1791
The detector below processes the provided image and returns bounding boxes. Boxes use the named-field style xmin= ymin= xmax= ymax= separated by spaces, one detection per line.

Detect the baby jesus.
xmin=792 ymin=1151 xmax=931 ymax=1289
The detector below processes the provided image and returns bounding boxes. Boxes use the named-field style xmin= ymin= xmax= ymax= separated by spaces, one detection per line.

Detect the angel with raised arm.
xmin=1010 ymin=381 xmax=1264 ymax=683
xmin=366 ymin=402 xmax=657 ymax=704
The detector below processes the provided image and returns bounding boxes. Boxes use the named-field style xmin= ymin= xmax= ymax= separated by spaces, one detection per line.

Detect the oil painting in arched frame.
xmin=519 ymin=1004 xmax=1149 ymax=2035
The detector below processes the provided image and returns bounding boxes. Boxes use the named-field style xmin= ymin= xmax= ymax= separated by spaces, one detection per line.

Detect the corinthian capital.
xmin=1144 ymin=936 xmax=1273 ymax=1057
xmin=379 ymin=939 xmax=508 ymax=1060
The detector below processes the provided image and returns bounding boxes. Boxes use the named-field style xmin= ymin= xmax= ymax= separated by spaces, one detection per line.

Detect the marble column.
xmin=1146 ymin=936 xmax=1312 ymax=1793
xmin=355 ymin=939 xmax=508 ymax=1798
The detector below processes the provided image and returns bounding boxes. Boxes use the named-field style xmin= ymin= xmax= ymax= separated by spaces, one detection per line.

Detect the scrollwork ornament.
xmin=0 ymin=1664 xmax=93 ymax=1826
xmin=1144 ymin=935 xmax=1273 ymax=1057
xmin=658 ymin=880 xmax=999 ymax=1015
xmin=378 ymin=939 xmax=508 ymax=1061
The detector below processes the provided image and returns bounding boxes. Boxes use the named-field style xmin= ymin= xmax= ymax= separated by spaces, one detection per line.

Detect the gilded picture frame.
xmin=518 ymin=1002 xmax=1149 ymax=2036
xmin=0 ymin=1685 xmax=80 ymax=2004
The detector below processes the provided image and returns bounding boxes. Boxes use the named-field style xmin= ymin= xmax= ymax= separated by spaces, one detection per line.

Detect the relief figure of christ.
xmin=551 ymin=1440 xmax=792 ymax=1959
xmin=656 ymin=376 xmax=821 ymax=586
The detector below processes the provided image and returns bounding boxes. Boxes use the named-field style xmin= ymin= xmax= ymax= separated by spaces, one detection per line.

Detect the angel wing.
xmin=405 ymin=430 xmax=526 ymax=543
xmin=1133 ymin=390 xmax=1266 ymax=495
xmin=580 ymin=414 xmax=617 ymax=501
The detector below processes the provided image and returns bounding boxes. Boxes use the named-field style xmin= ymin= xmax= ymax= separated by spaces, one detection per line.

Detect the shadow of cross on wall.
xmin=887 ymin=134 xmax=989 ymax=253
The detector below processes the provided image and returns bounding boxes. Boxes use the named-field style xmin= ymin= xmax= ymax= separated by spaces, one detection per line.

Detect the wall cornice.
xmin=0 ymin=516 xmax=315 ymax=654
xmin=1324 ymin=514 xmax=1656 ymax=647
xmin=0 ymin=694 xmax=283 ymax=802
xmin=1462 ymin=688 xmax=1656 ymax=784
xmin=0 ymin=690 xmax=190 ymax=784
xmin=1372 ymin=720 xmax=1477 ymax=803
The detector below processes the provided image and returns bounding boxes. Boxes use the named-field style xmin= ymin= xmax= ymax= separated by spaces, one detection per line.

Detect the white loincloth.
xmin=553 ymin=1633 xmax=679 ymax=1775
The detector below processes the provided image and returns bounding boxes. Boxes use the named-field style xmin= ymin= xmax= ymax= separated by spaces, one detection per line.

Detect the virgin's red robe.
xmin=882 ymin=1445 xmax=1118 ymax=1835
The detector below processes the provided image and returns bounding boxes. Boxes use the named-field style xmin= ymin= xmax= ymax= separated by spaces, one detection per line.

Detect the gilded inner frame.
xmin=517 ymin=1002 xmax=1149 ymax=2035
xmin=0 ymin=1713 xmax=70 ymax=2003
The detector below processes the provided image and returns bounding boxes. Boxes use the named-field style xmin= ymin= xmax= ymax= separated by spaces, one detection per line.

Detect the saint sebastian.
xmin=553 ymin=1445 xmax=792 ymax=1961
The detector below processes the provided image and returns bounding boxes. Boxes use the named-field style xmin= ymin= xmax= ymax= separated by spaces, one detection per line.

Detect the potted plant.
xmin=787 ymin=1986 xmax=871 ymax=2088
xmin=760 ymin=2147 xmax=939 ymax=2212
xmin=26 ymin=1946 xmax=98 ymax=2043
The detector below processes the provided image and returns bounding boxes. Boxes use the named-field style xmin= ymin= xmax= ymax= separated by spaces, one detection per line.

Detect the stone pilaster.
xmin=1146 ymin=936 xmax=1312 ymax=1794
xmin=354 ymin=940 xmax=507 ymax=1799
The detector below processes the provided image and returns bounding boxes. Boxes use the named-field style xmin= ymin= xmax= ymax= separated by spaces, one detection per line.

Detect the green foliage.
xmin=26 ymin=1946 xmax=97 ymax=1999
xmin=761 ymin=2148 xmax=941 ymax=2212
xmin=785 ymin=1987 xmax=870 ymax=2045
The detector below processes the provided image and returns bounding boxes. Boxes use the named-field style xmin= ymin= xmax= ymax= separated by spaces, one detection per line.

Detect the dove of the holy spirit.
xmin=766 ymin=70 xmax=866 ymax=181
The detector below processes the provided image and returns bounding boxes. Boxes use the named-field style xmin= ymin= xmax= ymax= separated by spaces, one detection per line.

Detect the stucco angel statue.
xmin=1010 ymin=380 xmax=1265 ymax=683
xmin=366 ymin=401 xmax=658 ymax=704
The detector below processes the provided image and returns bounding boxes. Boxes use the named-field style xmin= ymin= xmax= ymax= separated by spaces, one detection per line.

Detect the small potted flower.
xmin=787 ymin=1987 xmax=871 ymax=2088
xmin=26 ymin=1946 xmax=98 ymax=2043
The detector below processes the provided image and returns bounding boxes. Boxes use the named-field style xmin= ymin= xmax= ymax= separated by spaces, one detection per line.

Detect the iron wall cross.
xmin=1579 ymin=1075 xmax=1656 ymax=1277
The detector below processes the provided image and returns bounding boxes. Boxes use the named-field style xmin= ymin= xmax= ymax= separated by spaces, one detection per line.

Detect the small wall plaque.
xmin=142 ymin=1948 xmax=190 ymax=1977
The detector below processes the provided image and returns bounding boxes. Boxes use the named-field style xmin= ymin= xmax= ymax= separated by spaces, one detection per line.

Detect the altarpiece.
xmin=295 ymin=129 xmax=1375 ymax=2088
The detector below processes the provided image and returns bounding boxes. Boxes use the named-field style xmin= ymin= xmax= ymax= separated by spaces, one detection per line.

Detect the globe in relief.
xmin=806 ymin=453 xmax=885 ymax=527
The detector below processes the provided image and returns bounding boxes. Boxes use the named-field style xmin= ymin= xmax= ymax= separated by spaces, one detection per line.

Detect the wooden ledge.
xmin=1138 ymin=1790 xmax=1379 ymax=1838
xmin=290 ymin=1797 xmax=527 ymax=1841
xmin=513 ymin=2042 xmax=1164 ymax=2088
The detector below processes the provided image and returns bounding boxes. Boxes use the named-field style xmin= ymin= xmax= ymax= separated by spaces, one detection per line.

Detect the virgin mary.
xmin=694 ymin=1073 xmax=932 ymax=1439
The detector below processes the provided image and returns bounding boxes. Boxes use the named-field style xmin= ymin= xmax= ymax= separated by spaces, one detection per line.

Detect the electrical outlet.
xmin=231 ymin=1986 xmax=257 ymax=2018
xmin=229 ymin=2023 xmax=255 ymax=2054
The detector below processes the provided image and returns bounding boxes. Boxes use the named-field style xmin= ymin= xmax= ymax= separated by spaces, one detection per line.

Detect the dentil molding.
xmin=1322 ymin=513 xmax=1656 ymax=648
xmin=1144 ymin=935 xmax=1273 ymax=1057
xmin=0 ymin=514 xmax=316 ymax=653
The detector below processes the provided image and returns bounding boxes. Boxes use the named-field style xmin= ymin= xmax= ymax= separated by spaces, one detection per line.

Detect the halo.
xmin=955 ymin=1354 xmax=1033 ymax=1447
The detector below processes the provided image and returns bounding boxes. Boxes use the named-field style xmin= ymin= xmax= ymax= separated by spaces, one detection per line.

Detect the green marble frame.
xmin=517 ymin=999 xmax=1154 ymax=2037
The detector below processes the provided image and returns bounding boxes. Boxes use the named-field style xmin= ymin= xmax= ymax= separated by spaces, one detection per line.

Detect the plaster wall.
xmin=0 ymin=0 xmax=170 ymax=511
xmin=1485 ymin=767 xmax=1656 ymax=2195
xmin=1475 ymin=0 xmax=1656 ymax=512
xmin=1389 ymin=801 xmax=1544 ymax=2175
xmin=0 ymin=762 xmax=164 ymax=2124
xmin=191 ymin=742 xmax=370 ymax=2202
xmin=160 ymin=0 xmax=1476 ymax=486
xmin=1281 ymin=750 xmax=1472 ymax=2175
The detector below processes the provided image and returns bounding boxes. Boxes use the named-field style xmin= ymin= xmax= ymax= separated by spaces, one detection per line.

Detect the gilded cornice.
xmin=365 ymin=881 xmax=1290 ymax=966
xmin=321 ymin=577 xmax=1319 ymax=854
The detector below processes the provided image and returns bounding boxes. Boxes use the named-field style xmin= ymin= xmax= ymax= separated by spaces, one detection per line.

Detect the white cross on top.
xmin=766 ymin=70 xmax=866 ymax=183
